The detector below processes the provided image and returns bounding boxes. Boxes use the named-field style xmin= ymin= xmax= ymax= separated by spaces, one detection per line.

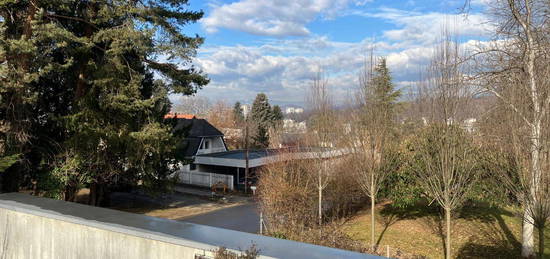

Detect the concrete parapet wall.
xmin=0 ymin=208 xmax=201 ymax=259
xmin=0 ymin=193 xmax=383 ymax=259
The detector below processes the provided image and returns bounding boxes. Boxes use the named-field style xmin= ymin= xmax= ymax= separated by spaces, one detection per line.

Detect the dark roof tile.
xmin=174 ymin=118 xmax=224 ymax=137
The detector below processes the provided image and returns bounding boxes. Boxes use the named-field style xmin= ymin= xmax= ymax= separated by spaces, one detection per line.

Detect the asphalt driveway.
xmin=180 ymin=203 xmax=260 ymax=233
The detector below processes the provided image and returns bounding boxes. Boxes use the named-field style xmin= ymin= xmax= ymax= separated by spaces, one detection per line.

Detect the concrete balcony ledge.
xmin=0 ymin=193 xmax=384 ymax=259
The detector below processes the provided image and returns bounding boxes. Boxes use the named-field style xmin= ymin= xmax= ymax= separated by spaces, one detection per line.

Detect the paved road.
xmin=180 ymin=203 xmax=260 ymax=233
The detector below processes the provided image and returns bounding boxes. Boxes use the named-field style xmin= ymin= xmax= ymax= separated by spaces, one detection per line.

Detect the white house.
xmin=171 ymin=117 xmax=345 ymax=191
xmin=174 ymin=118 xmax=227 ymax=171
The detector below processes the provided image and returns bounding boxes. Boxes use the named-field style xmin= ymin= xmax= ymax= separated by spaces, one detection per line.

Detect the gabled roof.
xmin=170 ymin=118 xmax=225 ymax=158
xmin=174 ymin=118 xmax=224 ymax=137
xmin=180 ymin=138 xmax=202 ymax=158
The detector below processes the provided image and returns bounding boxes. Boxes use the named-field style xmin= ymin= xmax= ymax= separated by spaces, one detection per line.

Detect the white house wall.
xmin=196 ymin=136 xmax=227 ymax=155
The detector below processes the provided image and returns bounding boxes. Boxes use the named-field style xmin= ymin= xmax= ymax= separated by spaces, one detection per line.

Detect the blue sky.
xmin=173 ymin=0 xmax=492 ymax=107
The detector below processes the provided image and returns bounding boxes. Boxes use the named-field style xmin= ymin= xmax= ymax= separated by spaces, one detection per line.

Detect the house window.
xmin=201 ymin=139 xmax=210 ymax=150
xmin=190 ymin=163 xmax=197 ymax=170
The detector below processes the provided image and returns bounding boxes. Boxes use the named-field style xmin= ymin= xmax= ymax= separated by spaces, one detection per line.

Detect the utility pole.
xmin=244 ymin=118 xmax=249 ymax=194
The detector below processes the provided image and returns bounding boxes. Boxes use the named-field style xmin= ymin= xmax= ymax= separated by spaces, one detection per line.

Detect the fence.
xmin=179 ymin=170 xmax=234 ymax=190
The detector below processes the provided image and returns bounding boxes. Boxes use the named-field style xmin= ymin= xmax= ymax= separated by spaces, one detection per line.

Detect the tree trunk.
xmin=538 ymin=227 xmax=544 ymax=259
xmin=318 ymin=173 xmax=322 ymax=225
xmin=1 ymin=164 xmax=21 ymax=193
xmin=371 ymin=194 xmax=376 ymax=250
xmin=74 ymin=2 xmax=98 ymax=102
xmin=64 ymin=185 xmax=77 ymax=202
xmin=89 ymin=183 xmax=99 ymax=206
xmin=88 ymin=183 xmax=109 ymax=207
xmin=523 ymin=118 xmax=541 ymax=258
xmin=445 ymin=208 xmax=451 ymax=259
xmin=21 ymin=0 xmax=36 ymax=70
xmin=523 ymin=206 xmax=536 ymax=258
xmin=523 ymin=7 xmax=539 ymax=255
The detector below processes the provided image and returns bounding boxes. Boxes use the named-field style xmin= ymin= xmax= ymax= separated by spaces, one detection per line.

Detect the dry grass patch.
xmin=343 ymin=202 xmax=543 ymax=258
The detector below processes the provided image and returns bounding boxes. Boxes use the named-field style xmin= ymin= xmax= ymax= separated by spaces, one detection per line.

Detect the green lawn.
xmin=343 ymin=201 xmax=550 ymax=258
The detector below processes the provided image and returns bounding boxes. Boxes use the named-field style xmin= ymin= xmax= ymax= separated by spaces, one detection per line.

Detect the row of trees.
xmin=257 ymin=51 xmax=495 ymax=259
xmin=0 ymin=1 xmax=208 ymax=205
xmin=232 ymin=94 xmax=284 ymax=149
xmin=258 ymin=1 xmax=550 ymax=258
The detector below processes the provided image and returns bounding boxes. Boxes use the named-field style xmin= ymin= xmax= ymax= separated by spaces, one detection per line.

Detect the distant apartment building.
xmin=420 ymin=116 xmax=478 ymax=132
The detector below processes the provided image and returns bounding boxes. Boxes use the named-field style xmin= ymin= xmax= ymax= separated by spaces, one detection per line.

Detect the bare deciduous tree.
xmin=257 ymin=153 xmax=317 ymax=235
xmin=207 ymin=101 xmax=236 ymax=129
xmin=172 ymin=95 xmax=211 ymax=117
xmin=347 ymin=54 xmax=400 ymax=249
xmin=471 ymin=1 xmax=550 ymax=256
xmin=306 ymin=69 xmax=335 ymax=225
xmin=413 ymin=125 xmax=478 ymax=259
xmin=414 ymin=27 xmax=478 ymax=259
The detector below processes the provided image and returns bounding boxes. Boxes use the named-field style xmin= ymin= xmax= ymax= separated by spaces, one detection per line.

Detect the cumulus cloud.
xmin=353 ymin=8 xmax=494 ymax=46
xmin=192 ymin=35 xmax=439 ymax=105
xmin=202 ymin=0 xmax=369 ymax=37
xmin=188 ymin=6 xmax=492 ymax=106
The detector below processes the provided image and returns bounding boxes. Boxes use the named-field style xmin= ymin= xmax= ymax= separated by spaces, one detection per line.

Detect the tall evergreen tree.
xmin=367 ymin=58 xmax=401 ymax=123
xmin=250 ymin=93 xmax=272 ymax=148
xmin=0 ymin=1 xmax=208 ymax=204
xmin=252 ymin=125 xmax=270 ymax=149
xmin=233 ymin=101 xmax=245 ymax=125
xmin=271 ymin=105 xmax=284 ymax=127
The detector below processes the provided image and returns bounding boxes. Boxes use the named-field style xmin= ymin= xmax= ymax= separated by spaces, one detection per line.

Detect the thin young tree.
xmin=413 ymin=125 xmax=478 ymax=259
xmin=348 ymin=56 xmax=400 ymax=249
xmin=306 ymin=69 xmax=334 ymax=225
xmin=415 ymin=27 xmax=478 ymax=259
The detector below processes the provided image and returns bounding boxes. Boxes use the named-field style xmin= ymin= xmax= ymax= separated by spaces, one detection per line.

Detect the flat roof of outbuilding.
xmin=196 ymin=149 xmax=277 ymax=160
xmin=194 ymin=147 xmax=347 ymax=168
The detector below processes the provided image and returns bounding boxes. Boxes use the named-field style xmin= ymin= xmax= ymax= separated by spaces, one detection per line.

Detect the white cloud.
xmin=353 ymin=8 xmax=494 ymax=46
xmin=189 ymin=6 xmax=493 ymax=106
xmin=192 ymin=35 xmax=439 ymax=105
xmin=470 ymin=0 xmax=492 ymax=7
xmin=202 ymin=0 xmax=369 ymax=37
